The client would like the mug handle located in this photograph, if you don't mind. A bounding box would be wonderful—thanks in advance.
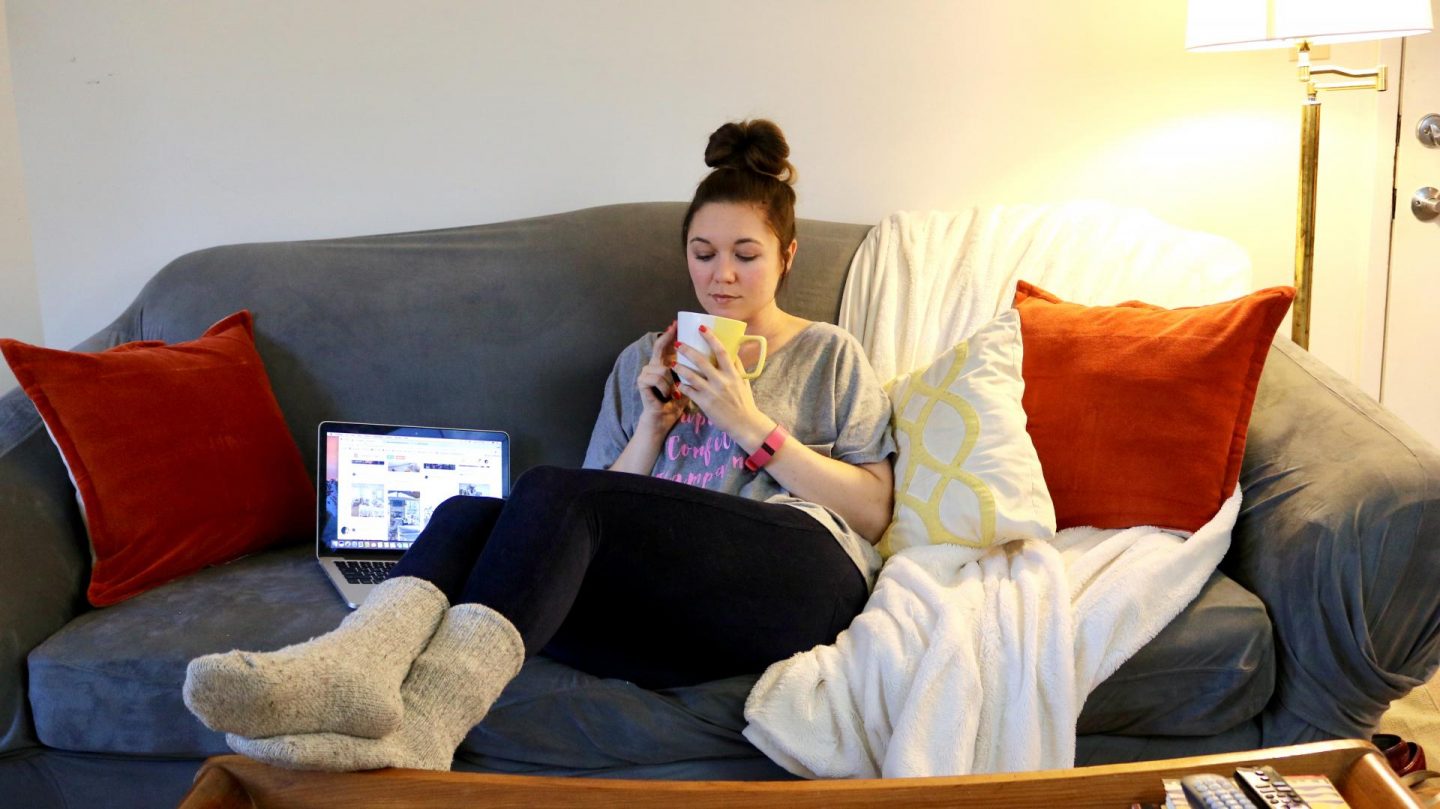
[739,335,767,380]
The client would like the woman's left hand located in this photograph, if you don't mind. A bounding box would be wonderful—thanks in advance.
[672,327,770,444]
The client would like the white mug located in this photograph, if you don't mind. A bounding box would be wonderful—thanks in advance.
[675,311,767,380]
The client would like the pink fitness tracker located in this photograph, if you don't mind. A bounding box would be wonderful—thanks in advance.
[744,424,788,472]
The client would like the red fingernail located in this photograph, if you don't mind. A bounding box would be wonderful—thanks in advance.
[699,325,708,333]
[671,389,682,400]
[675,341,683,348]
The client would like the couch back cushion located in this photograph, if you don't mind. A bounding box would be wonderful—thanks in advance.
[118,203,868,475]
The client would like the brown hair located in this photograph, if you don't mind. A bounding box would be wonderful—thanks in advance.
[682,119,798,287]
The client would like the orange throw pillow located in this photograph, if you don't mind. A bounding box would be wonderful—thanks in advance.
[1012,281,1294,532]
[1,311,313,606]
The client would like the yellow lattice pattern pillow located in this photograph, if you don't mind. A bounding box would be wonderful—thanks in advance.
[878,309,1056,558]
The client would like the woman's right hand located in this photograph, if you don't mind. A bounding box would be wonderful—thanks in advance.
[635,321,686,434]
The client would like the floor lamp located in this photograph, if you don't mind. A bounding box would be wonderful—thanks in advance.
[1186,0,1433,350]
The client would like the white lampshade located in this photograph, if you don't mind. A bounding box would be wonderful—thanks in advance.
[1187,0,1434,51]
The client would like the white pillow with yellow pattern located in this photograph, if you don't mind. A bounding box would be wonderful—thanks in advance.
[878,308,1056,559]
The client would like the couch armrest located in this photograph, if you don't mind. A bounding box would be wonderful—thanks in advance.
[0,391,89,753]
[1229,340,1440,744]
[0,316,136,753]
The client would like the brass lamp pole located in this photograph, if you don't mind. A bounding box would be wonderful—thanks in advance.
[1291,44,1387,349]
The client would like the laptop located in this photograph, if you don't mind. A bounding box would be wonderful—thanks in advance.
[316,421,510,608]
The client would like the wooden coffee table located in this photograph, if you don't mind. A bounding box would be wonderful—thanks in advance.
[177,739,1419,808]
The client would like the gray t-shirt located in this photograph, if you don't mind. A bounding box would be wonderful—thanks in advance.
[583,322,895,582]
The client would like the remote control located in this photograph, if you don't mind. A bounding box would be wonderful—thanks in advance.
[1233,765,1312,808]
[1180,773,1261,809]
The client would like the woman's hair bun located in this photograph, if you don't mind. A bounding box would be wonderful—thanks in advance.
[703,119,796,184]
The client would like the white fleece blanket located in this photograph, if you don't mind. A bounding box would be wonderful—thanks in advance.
[741,204,1250,779]
[838,201,1252,382]
[742,495,1238,778]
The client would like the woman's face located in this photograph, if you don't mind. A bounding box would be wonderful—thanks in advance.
[686,202,795,322]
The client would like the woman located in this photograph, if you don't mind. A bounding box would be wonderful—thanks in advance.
[183,119,896,772]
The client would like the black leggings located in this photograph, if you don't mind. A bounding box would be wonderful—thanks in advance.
[388,465,868,689]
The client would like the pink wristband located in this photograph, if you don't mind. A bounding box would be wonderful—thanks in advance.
[744,424,788,472]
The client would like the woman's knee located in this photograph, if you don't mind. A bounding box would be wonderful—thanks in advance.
[428,494,504,530]
[510,465,605,506]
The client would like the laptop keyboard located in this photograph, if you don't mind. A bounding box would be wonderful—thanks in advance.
[336,560,398,584]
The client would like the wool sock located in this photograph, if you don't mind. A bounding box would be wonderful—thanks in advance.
[227,602,524,772]
[183,576,447,739]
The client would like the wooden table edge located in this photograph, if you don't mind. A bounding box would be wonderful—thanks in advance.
[177,739,1421,809]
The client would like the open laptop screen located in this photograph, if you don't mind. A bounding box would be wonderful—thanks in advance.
[317,422,510,555]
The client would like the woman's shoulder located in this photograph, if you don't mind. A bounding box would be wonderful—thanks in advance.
[787,321,867,357]
[783,323,889,391]
[797,321,856,342]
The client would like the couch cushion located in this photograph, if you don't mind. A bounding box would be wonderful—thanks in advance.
[459,656,764,772]
[1079,569,1275,735]
[28,542,1274,759]
[26,544,766,762]
[27,543,346,755]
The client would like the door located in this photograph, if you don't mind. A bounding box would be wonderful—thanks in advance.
[1382,23,1440,448]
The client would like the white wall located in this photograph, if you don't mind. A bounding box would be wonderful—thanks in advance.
[4,0,1398,390]
[0,0,41,393]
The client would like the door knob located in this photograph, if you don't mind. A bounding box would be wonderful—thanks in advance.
[1415,187,1440,221]
[1421,115,1440,147]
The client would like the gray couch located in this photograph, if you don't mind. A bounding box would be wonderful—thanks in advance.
[2,202,1438,809]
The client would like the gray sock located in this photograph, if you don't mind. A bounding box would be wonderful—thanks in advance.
[227,602,524,772]
[183,576,447,739]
